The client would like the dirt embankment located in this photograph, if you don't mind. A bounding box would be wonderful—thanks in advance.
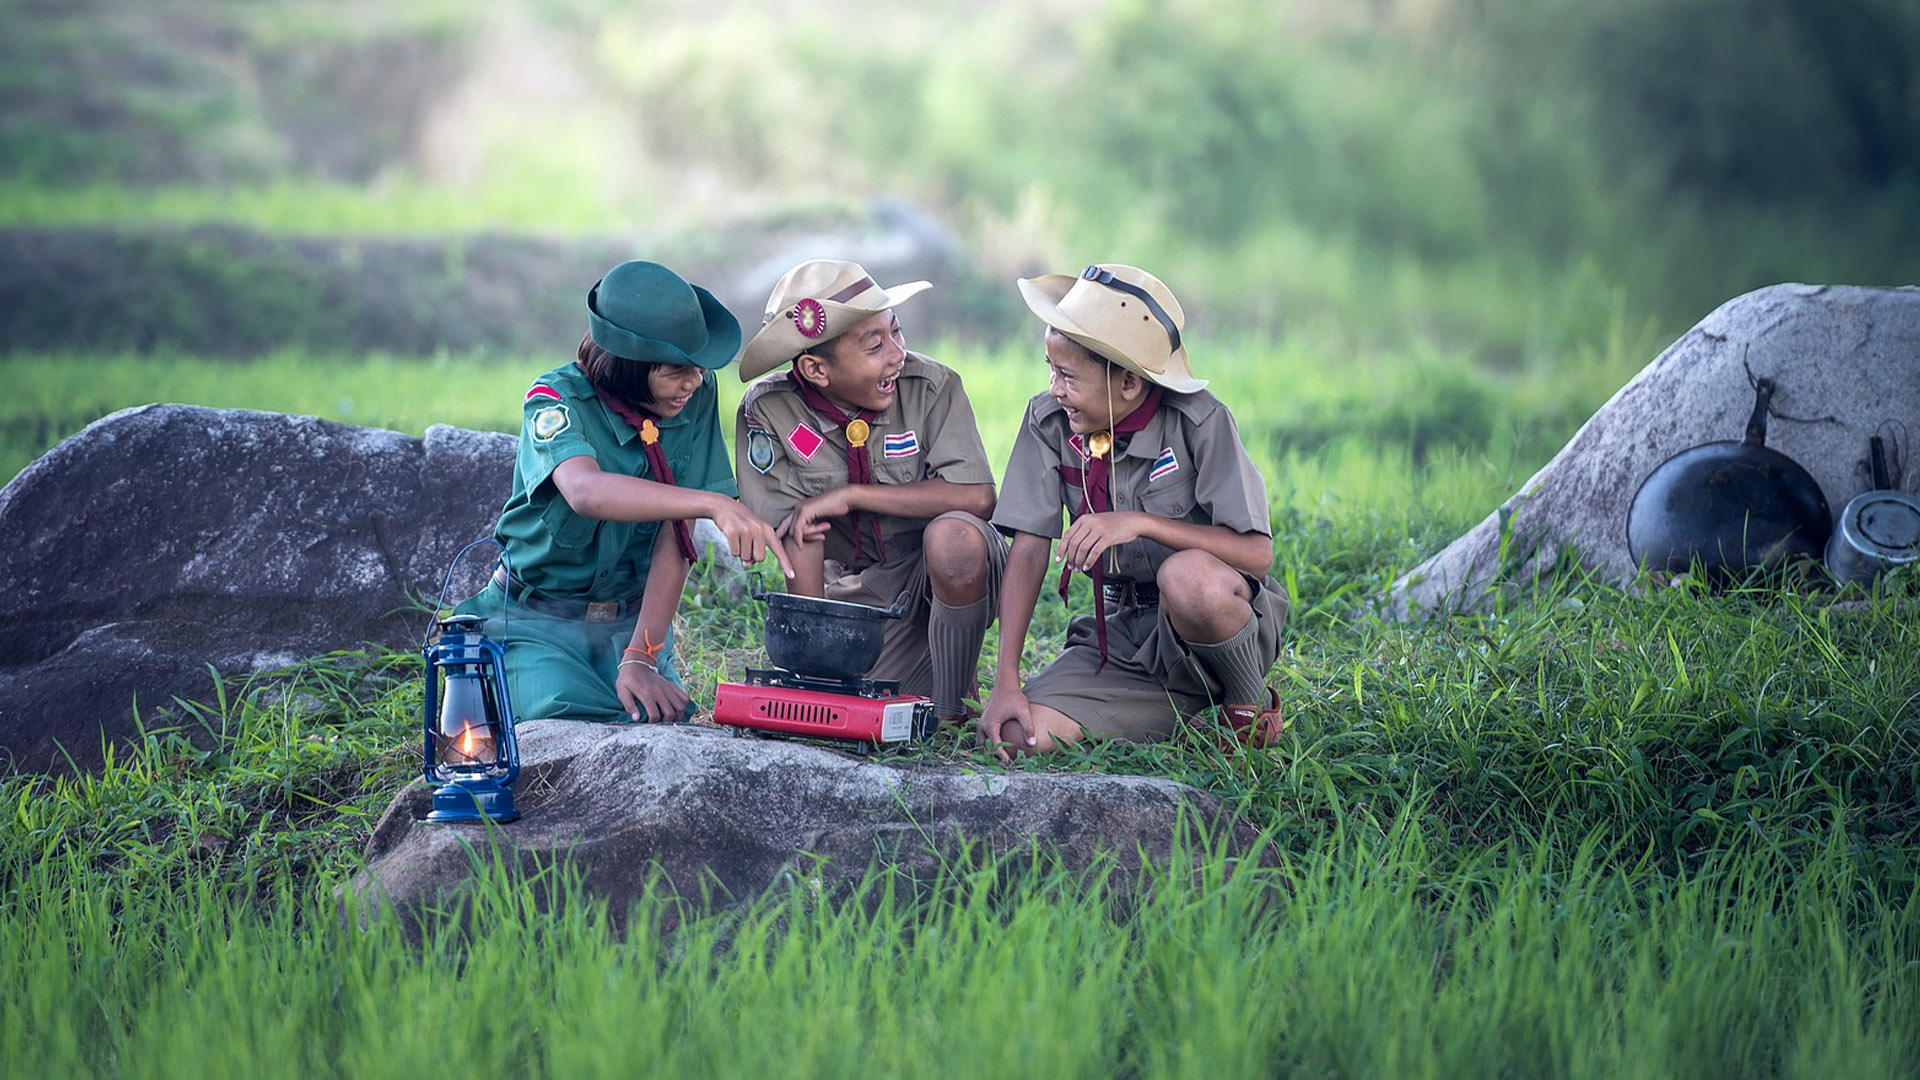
[0,211,1014,359]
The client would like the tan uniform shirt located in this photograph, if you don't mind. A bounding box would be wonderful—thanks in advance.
[992,388,1274,582]
[735,351,996,569]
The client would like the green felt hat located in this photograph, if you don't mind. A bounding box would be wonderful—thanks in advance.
[586,260,742,369]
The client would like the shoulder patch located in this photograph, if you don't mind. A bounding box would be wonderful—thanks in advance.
[882,430,920,458]
[525,383,563,403]
[786,421,824,462]
[746,427,777,473]
[531,404,571,443]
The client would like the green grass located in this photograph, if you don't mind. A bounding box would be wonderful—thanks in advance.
[3,332,1916,1075]
[0,177,635,237]
[5,457,1917,1074]
[5,774,1914,1078]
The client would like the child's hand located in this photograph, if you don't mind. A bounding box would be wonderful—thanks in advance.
[1057,511,1147,572]
[978,686,1037,762]
[616,663,692,723]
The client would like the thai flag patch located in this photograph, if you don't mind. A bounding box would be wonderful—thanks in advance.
[786,421,824,461]
[525,383,563,403]
[883,430,920,458]
[1149,446,1180,481]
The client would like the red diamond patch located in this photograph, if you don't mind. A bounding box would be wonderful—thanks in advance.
[786,421,824,461]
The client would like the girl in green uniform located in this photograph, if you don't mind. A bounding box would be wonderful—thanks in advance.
[458,260,792,723]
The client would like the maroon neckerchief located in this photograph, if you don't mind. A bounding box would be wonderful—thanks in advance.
[580,362,698,565]
[1055,385,1165,670]
[791,377,888,564]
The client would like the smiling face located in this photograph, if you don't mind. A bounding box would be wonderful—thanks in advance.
[797,310,906,414]
[639,363,706,419]
[1045,328,1144,435]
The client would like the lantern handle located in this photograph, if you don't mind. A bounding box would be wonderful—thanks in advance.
[426,537,513,649]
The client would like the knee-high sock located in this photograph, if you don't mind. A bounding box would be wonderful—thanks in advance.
[928,595,991,717]
[1185,613,1269,706]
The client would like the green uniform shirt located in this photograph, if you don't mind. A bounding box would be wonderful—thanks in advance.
[494,362,737,599]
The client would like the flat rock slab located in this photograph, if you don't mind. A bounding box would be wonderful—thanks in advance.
[1387,283,1920,616]
[348,721,1261,933]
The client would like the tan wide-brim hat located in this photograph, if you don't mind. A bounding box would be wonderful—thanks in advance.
[1017,263,1205,393]
[738,259,932,381]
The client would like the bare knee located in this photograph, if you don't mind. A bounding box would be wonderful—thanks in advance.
[1157,550,1251,638]
[925,517,989,601]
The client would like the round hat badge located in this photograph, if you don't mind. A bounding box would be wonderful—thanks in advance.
[791,297,827,338]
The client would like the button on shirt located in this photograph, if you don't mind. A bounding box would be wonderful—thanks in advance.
[735,352,995,569]
[991,388,1273,585]
[494,362,736,598]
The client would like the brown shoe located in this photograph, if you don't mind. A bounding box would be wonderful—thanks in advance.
[1220,685,1283,749]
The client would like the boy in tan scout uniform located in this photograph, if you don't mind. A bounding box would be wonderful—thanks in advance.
[735,259,1007,721]
[980,263,1286,758]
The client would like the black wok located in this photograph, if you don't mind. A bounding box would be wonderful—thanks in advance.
[1626,377,1832,582]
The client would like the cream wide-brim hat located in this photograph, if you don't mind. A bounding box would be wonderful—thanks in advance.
[738,259,933,381]
[1016,263,1205,393]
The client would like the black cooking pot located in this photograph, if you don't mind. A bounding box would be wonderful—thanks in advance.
[757,588,910,680]
[1626,377,1832,581]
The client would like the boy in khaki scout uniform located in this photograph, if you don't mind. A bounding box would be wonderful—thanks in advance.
[457,260,790,726]
[980,263,1286,758]
[735,259,1007,722]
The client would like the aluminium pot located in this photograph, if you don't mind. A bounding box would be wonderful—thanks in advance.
[1824,435,1920,586]
[756,588,910,680]
[1626,377,1832,582]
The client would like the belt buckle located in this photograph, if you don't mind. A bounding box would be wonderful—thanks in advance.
[584,601,621,624]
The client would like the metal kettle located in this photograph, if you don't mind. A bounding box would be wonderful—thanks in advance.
[1824,435,1920,586]
[1626,377,1833,581]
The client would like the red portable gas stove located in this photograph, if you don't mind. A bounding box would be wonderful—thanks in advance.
[713,667,938,749]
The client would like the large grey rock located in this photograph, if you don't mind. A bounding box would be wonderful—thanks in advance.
[0,405,515,772]
[347,721,1260,935]
[0,404,748,774]
[1388,284,1920,616]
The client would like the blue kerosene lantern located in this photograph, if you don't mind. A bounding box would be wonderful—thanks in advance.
[423,612,521,822]
[421,539,523,824]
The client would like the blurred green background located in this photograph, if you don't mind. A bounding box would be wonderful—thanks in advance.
[3,0,1917,511]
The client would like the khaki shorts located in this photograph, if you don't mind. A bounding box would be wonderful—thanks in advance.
[1024,572,1288,740]
[823,510,1008,696]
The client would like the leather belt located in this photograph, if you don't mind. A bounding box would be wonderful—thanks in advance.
[491,566,641,624]
[1101,580,1160,608]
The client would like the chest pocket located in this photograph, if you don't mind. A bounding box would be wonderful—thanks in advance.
[540,492,600,550]
[875,452,924,485]
[791,454,850,497]
[1138,448,1199,521]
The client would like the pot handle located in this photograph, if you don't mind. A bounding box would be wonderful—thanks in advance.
[1869,435,1891,490]
[882,588,914,619]
[1741,377,1777,447]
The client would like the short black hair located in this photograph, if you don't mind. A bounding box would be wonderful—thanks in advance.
[577,332,657,405]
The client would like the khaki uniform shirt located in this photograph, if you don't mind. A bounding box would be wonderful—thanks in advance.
[735,351,995,569]
[493,362,736,598]
[991,388,1274,584]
